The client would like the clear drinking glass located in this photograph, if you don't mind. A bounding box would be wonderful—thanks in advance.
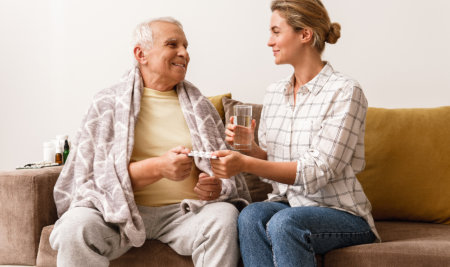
[233,105,252,151]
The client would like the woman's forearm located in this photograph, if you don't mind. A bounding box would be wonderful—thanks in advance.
[246,141,268,160]
[242,155,297,185]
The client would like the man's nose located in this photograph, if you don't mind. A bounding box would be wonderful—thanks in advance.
[178,46,189,58]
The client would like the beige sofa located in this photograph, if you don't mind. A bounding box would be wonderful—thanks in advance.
[1,95,449,266]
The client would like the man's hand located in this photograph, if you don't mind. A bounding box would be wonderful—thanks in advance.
[210,150,245,178]
[194,172,222,200]
[159,146,193,181]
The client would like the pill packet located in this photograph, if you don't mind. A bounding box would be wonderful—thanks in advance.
[187,151,218,159]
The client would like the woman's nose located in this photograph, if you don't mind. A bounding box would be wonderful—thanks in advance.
[267,36,274,47]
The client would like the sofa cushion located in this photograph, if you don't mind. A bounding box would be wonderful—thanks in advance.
[357,107,450,224]
[324,221,450,266]
[207,93,231,123]
[222,97,272,202]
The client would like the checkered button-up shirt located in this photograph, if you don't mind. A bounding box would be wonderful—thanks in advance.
[258,62,379,240]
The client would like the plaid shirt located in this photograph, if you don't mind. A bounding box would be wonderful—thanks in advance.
[258,62,379,240]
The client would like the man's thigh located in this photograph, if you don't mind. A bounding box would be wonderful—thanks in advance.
[154,202,239,256]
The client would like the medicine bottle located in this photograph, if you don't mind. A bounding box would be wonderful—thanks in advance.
[55,144,63,165]
[43,141,55,163]
[63,140,70,163]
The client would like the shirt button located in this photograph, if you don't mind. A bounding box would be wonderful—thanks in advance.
[309,149,320,157]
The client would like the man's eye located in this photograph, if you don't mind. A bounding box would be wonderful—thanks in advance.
[167,43,177,47]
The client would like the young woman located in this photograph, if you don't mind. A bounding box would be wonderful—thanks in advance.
[211,0,380,266]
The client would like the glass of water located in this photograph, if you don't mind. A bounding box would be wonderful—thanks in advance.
[233,105,252,151]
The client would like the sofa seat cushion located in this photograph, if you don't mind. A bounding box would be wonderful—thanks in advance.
[324,221,450,267]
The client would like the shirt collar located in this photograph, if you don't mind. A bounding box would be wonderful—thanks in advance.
[283,62,334,96]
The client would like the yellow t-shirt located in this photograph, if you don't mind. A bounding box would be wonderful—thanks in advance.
[131,88,199,206]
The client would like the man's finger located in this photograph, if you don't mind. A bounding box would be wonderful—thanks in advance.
[170,146,186,154]
[198,177,220,185]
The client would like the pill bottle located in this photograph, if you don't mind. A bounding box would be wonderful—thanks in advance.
[55,143,63,165]
[55,134,68,153]
[43,141,55,163]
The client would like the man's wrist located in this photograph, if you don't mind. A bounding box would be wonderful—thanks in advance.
[154,157,164,179]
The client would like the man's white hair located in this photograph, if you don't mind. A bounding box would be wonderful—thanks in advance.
[132,17,183,50]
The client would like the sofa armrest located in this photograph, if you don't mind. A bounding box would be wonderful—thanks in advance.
[0,166,62,265]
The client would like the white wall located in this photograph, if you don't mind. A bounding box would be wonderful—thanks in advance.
[1,0,449,170]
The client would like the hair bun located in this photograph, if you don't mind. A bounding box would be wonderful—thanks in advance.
[326,22,341,44]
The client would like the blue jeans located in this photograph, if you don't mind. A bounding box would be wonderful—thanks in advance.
[238,202,376,267]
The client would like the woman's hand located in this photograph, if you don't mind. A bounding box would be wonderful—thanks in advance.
[225,116,256,146]
[194,172,222,200]
[210,150,245,178]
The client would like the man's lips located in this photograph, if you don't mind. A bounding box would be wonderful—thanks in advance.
[172,62,186,69]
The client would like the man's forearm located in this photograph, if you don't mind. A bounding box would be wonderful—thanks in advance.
[128,158,163,190]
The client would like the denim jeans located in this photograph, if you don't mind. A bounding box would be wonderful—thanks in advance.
[238,202,376,267]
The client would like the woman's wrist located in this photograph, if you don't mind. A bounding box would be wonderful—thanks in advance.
[247,142,267,160]
[241,153,251,173]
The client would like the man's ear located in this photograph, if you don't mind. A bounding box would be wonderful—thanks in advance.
[134,46,147,64]
[299,28,314,44]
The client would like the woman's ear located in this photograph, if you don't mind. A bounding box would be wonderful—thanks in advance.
[299,28,314,44]
[133,46,147,64]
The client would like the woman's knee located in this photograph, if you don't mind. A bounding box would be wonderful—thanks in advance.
[266,208,312,241]
[239,202,269,225]
[238,202,285,229]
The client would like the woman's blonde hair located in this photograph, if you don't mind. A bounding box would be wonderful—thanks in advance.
[271,0,340,53]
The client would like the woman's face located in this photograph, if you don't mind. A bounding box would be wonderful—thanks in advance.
[267,10,303,65]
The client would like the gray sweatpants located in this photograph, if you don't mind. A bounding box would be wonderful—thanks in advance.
[49,202,239,267]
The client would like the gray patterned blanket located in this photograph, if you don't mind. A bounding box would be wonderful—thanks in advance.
[53,67,250,247]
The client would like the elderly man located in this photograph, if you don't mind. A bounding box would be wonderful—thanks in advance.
[49,17,250,267]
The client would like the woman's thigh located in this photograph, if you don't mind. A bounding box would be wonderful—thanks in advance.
[268,206,375,254]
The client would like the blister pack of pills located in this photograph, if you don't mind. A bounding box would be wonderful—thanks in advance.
[16,161,60,169]
[187,151,218,159]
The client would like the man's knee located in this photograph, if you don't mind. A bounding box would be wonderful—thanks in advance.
[50,207,105,247]
[202,202,238,235]
[212,202,239,227]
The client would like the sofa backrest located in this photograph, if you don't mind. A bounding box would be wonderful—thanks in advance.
[357,106,450,225]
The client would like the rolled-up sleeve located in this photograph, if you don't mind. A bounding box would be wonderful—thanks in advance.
[293,84,367,194]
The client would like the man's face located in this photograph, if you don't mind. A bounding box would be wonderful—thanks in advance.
[143,21,190,87]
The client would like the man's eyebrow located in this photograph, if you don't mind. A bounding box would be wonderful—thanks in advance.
[165,38,188,47]
[271,26,280,31]
[164,38,178,43]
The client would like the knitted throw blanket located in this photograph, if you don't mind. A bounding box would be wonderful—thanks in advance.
[53,67,250,247]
